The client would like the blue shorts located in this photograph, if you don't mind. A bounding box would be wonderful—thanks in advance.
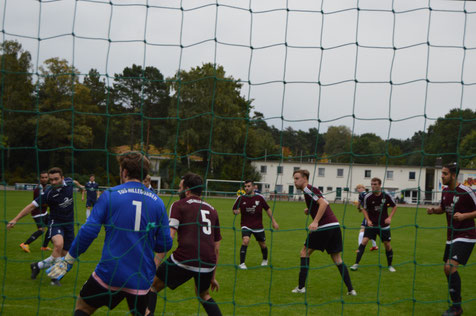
[47,220,75,251]
[86,199,96,208]
[361,218,367,227]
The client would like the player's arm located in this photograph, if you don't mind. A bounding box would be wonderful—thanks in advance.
[385,205,397,225]
[211,240,220,292]
[73,180,85,191]
[427,206,444,215]
[362,208,372,226]
[7,203,37,229]
[308,198,327,231]
[453,209,476,222]
[265,207,279,230]
[81,188,85,201]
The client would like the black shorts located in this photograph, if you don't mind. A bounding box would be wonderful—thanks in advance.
[79,274,149,315]
[443,242,475,265]
[242,229,266,242]
[364,227,391,242]
[86,199,96,208]
[304,226,343,254]
[157,257,214,294]
[48,220,75,251]
[33,214,49,229]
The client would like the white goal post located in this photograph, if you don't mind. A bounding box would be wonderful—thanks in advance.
[205,179,270,198]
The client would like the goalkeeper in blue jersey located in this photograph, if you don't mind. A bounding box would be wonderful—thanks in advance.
[47,152,173,316]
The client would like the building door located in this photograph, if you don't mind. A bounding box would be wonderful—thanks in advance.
[288,185,294,197]
[336,187,342,201]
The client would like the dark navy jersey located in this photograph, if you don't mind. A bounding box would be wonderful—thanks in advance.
[85,181,99,201]
[33,178,75,222]
[32,184,49,218]
[358,192,366,208]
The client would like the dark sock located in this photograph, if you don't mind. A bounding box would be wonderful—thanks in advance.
[386,249,393,266]
[42,230,51,248]
[25,230,43,245]
[201,297,222,316]
[240,245,248,264]
[74,310,89,316]
[147,291,158,315]
[448,271,462,308]
[336,263,353,292]
[298,257,310,289]
[261,247,268,260]
[355,244,366,264]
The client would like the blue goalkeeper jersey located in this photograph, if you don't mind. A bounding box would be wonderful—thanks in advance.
[69,181,173,292]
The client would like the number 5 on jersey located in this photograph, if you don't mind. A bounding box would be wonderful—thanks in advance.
[201,210,211,235]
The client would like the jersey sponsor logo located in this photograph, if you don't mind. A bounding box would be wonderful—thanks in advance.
[452,255,458,260]
[255,200,260,206]
[59,197,73,208]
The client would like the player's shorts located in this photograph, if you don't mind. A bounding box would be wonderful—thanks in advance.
[304,226,343,254]
[33,214,49,229]
[79,274,149,313]
[157,257,215,294]
[361,218,368,227]
[47,220,75,251]
[443,242,475,265]
[242,228,266,242]
[86,199,96,208]
[364,227,391,242]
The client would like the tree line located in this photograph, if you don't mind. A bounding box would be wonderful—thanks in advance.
[1,40,475,188]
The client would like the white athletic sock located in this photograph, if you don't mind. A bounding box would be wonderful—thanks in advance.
[372,239,377,247]
[358,231,364,246]
[86,209,90,218]
[37,256,55,270]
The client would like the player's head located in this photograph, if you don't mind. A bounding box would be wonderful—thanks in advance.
[244,180,254,195]
[39,171,48,186]
[355,184,365,193]
[118,152,150,182]
[441,162,458,186]
[293,169,309,190]
[89,174,95,182]
[179,173,203,199]
[48,167,64,187]
[143,174,151,187]
[370,177,382,193]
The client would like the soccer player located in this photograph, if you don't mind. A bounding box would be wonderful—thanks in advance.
[19,171,52,253]
[291,169,356,295]
[82,174,99,219]
[143,174,153,190]
[427,163,476,316]
[47,152,173,315]
[232,180,279,269]
[350,177,397,272]
[147,173,222,316]
[7,167,85,286]
[355,184,378,252]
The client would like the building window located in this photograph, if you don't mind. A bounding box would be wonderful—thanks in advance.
[277,166,283,174]
[293,167,300,172]
[409,171,416,180]
[318,167,325,177]
[337,168,344,177]
[260,165,267,173]
[327,186,333,192]
[318,186,324,192]
[275,185,283,193]
[365,170,371,178]
[386,170,394,180]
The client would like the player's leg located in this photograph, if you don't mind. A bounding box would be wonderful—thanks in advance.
[292,245,314,293]
[351,228,373,270]
[330,252,355,295]
[31,223,64,280]
[381,230,395,272]
[239,230,251,269]
[195,271,222,316]
[256,231,268,266]
[40,214,52,251]
[125,292,149,316]
[326,227,355,295]
[75,274,124,315]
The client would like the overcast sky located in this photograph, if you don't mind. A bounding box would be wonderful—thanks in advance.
[2,0,475,140]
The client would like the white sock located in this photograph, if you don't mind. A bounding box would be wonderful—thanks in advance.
[372,239,377,247]
[37,256,55,270]
[86,209,90,218]
[358,231,364,246]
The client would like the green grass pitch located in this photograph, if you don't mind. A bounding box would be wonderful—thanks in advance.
[1,190,475,315]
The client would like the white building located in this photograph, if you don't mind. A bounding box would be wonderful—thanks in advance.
[252,161,476,204]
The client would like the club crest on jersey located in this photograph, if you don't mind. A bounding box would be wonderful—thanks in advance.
[255,201,260,206]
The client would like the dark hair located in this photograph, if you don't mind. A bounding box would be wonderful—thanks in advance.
[371,177,382,185]
[40,170,48,175]
[244,179,254,185]
[182,173,203,196]
[118,152,150,181]
[48,167,63,177]
[90,174,95,178]
[443,162,459,176]
[293,169,309,180]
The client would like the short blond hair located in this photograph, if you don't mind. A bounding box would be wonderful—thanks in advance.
[355,184,365,190]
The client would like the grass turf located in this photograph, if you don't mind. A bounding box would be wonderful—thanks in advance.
[1,190,475,315]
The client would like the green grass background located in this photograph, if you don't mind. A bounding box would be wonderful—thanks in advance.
[1,190,475,315]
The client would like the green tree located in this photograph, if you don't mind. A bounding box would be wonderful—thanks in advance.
[460,130,476,169]
[324,125,352,162]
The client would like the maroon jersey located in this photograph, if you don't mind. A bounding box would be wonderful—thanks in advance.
[303,185,339,230]
[232,194,270,231]
[169,196,222,272]
[31,184,48,218]
[363,192,396,229]
[440,184,476,243]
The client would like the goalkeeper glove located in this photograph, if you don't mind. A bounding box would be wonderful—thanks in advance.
[46,253,75,280]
